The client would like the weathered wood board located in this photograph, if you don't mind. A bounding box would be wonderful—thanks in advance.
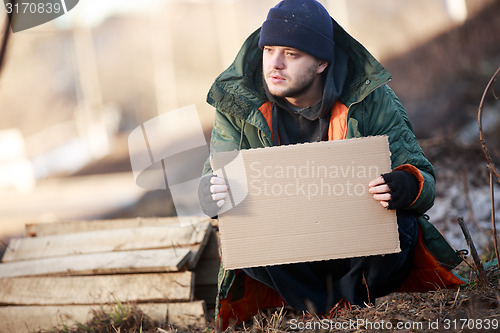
[0,272,193,305]
[193,228,220,306]
[184,222,213,270]
[3,222,211,262]
[25,217,211,237]
[0,301,207,331]
[0,217,218,330]
[194,259,219,286]
[0,248,190,278]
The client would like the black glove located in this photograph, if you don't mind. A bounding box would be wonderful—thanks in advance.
[381,170,419,210]
[197,175,220,218]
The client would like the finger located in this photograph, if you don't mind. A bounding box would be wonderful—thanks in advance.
[368,176,385,188]
[379,201,389,208]
[216,199,225,208]
[368,184,390,194]
[372,193,391,202]
[212,192,228,201]
[210,176,226,185]
[210,184,228,194]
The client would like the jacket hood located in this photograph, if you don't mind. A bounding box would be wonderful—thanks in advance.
[207,17,391,121]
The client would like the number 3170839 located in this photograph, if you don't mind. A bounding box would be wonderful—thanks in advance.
[442,318,498,330]
[5,2,62,14]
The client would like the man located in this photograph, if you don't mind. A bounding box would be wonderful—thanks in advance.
[199,0,464,329]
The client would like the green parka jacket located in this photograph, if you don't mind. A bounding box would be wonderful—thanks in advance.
[203,26,435,212]
[203,18,463,330]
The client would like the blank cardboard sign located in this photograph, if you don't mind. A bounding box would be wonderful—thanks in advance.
[213,136,400,270]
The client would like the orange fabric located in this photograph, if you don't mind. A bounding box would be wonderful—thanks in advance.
[217,271,286,330]
[394,164,425,207]
[327,101,349,141]
[258,101,274,143]
[396,226,464,292]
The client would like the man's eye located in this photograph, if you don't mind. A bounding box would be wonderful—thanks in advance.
[286,52,297,57]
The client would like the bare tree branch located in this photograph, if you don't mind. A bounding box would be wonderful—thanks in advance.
[458,217,489,287]
[478,67,500,184]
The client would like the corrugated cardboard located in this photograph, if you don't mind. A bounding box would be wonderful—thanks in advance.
[213,136,400,270]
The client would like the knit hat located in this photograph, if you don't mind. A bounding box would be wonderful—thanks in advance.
[258,0,334,62]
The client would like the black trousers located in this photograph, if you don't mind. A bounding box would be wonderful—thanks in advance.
[242,210,418,312]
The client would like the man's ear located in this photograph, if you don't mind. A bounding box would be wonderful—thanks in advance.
[317,60,329,75]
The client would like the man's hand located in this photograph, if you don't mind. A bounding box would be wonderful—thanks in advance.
[368,176,391,208]
[210,176,228,208]
[198,175,229,217]
[368,171,419,210]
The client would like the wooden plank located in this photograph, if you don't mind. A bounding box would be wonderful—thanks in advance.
[192,230,219,305]
[3,221,211,263]
[194,284,218,306]
[25,216,213,237]
[200,228,220,260]
[143,301,207,327]
[194,259,220,286]
[194,228,220,287]
[0,248,190,278]
[0,272,193,305]
[0,301,207,331]
[185,223,213,270]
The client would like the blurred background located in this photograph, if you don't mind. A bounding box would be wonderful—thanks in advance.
[0,0,499,255]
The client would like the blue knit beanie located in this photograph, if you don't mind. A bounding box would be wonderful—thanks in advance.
[258,0,334,62]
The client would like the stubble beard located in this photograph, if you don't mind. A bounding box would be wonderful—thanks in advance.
[264,64,319,99]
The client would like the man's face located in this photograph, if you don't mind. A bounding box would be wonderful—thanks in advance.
[262,46,328,105]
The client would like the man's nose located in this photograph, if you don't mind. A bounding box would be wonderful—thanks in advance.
[270,53,285,69]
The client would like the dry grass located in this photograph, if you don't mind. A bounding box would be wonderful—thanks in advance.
[36,301,157,333]
[39,259,499,333]
[221,276,500,332]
